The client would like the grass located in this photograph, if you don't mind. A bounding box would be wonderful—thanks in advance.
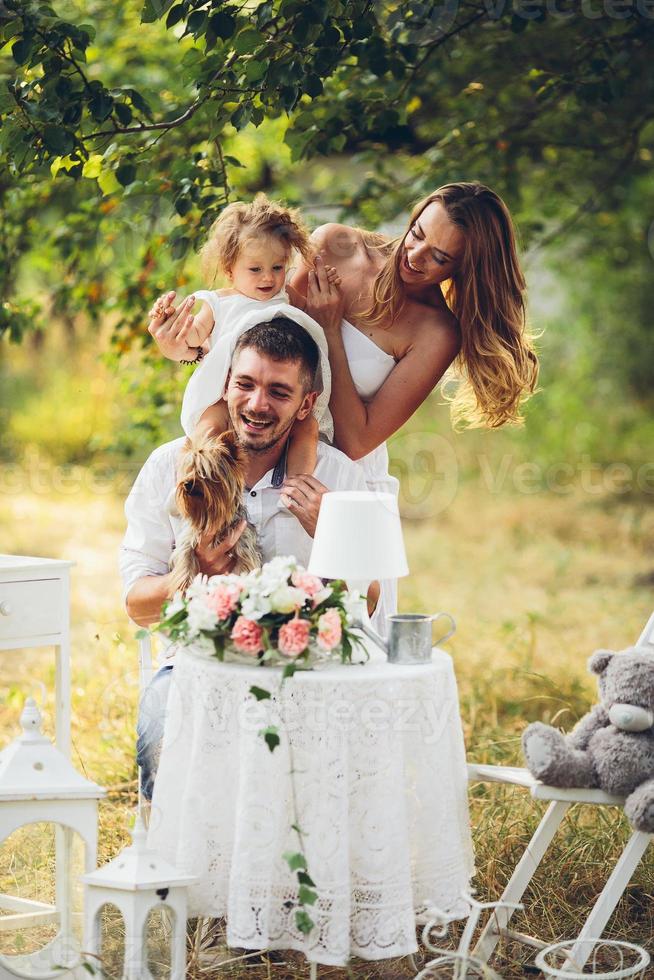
[1,449,653,979]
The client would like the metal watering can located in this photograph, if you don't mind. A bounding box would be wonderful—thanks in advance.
[358,611,456,665]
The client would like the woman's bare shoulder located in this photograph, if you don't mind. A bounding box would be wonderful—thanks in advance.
[402,298,461,357]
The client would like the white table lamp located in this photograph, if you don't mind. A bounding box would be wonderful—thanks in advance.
[308,491,409,644]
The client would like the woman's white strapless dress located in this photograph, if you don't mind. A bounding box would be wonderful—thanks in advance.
[182,290,400,631]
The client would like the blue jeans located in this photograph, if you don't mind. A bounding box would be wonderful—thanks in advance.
[136,665,173,801]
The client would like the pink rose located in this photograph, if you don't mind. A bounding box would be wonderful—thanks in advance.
[291,570,324,599]
[278,617,311,658]
[317,608,342,651]
[206,583,240,620]
[231,616,264,655]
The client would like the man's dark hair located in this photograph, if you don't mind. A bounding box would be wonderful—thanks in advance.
[233,316,319,393]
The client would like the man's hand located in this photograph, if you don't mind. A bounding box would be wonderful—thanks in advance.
[195,520,247,577]
[280,475,329,537]
[148,291,199,361]
[305,255,345,334]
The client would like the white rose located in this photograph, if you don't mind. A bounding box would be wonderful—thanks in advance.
[270,585,307,614]
[185,574,210,601]
[186,595,218,635]
[240,592,272,621]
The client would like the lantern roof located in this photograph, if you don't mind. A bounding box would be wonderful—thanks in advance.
[0,698,105,802]
[82,815,196,892]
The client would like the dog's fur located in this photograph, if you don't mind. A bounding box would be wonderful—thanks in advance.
[169,429,261,593]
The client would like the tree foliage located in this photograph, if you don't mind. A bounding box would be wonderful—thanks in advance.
[1,0,653,366]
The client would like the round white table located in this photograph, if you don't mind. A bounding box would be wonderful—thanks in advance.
[147,647,474,967]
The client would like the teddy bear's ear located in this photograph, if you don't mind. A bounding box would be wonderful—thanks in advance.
[588,649,614,674]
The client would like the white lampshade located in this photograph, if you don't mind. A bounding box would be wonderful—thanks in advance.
[308,491,409,581]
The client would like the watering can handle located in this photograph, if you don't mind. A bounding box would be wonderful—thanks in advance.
[430,612,456,647]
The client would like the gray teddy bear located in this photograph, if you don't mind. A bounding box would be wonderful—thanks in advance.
[522,646,654,832]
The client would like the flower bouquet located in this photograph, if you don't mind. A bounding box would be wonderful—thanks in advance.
[155,555,365,668]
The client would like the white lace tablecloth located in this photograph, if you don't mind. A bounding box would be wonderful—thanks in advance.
[147,647,474,966]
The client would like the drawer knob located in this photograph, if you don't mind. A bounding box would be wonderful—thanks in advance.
[0,601,11,617]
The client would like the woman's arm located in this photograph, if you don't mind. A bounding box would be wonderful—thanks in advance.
[305,260,460,460]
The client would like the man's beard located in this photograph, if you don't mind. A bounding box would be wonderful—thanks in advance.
[228,406,297,454]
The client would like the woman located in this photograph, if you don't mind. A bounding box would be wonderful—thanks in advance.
[291,181,538,466]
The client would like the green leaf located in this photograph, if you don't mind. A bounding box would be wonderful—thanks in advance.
[210,10,237,40]
[89,88,114,122]
[186,10,207,35]
[259,725,280,752]
[82,154,103,178]
[126,88,153,118]
[171,235,190,259]
[12,37,34,66]
[304,74,323,98]
[244,59,266,84]
[298,885,318,906]
[43,125,74,155]
[283,851,307,871]
[282,662,298,681]
[295,909,315,934]
[230,103,251,130]
[114,102,133,126]
[223,154,244,168]
[233,27,263,54]
[249,684,271,701]
[141,0,175,24]
[166,3,186,27]
[117,163,137,186]
[297,870,316,887]
[98,169,121,196]
[174,195,191,215]
[50,154,77,178]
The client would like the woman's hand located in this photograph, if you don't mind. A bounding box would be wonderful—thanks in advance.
[148,292,199,361]
[305,255,345,334]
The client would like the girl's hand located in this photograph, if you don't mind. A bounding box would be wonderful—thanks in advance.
[305,255,345,333]
[325,265,341,287]
[148,292,199,361]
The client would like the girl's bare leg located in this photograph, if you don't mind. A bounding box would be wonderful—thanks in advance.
[196,401,231,439]
[287,413,319,476]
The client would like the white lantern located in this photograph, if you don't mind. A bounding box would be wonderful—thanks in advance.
[0,697,105,978]
[82,814,195,980]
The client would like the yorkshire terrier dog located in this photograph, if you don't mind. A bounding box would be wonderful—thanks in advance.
[169,429,261,593]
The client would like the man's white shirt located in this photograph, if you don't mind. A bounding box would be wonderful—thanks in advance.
[120,438,372,663]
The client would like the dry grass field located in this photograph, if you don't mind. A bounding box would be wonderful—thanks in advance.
[1,429,653,978]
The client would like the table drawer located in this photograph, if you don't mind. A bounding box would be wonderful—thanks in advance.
[0,579,63,641]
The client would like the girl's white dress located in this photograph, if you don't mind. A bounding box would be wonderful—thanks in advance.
[181,290,399,632]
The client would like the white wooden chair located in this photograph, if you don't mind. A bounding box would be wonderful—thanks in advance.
[470,610,654,969]
[138,633,154,693]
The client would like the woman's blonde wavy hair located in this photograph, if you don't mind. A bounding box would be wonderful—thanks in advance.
[200,193,315,283]
[361,182,539,429]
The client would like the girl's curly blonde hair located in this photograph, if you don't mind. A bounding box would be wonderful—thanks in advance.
[200,193,314,283]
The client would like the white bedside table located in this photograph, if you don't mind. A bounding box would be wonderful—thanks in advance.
[0,555,74,756]
[0,555,78,948]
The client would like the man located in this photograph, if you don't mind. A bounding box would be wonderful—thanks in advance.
[120,315,378,798]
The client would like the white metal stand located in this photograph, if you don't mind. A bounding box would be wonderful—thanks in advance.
[472,609,654,970]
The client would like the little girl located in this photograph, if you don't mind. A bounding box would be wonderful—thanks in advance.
[148,194,340,476]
